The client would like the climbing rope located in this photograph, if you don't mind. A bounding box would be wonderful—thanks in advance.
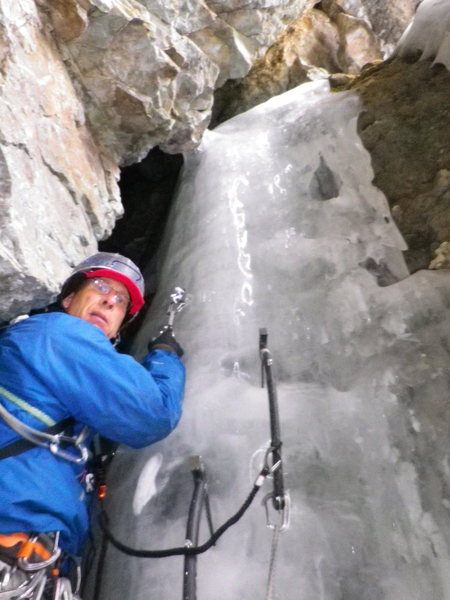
[259,329,285,511]
[265,524,281,600]
[259,328,290,600]
[99,460,274,558]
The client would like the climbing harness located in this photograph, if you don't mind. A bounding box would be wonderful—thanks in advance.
[0,532,81,599]
[84,440,118,600]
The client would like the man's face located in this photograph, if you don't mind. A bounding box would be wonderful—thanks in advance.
[62,276,130,339]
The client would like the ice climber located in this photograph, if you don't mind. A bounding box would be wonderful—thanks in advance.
[0,252,185,593]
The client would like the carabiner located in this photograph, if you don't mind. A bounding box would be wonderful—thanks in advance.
[49,440,89,465]
[262,490,291,532]
[166,287,187,327]
[17,534,61,572]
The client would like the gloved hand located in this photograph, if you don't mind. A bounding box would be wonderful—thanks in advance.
[148,326,184,357]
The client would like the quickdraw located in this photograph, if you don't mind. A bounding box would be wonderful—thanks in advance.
[259,328,290,600]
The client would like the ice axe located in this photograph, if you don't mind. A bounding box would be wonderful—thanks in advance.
[149,287,187,357]
[166,286,187,329]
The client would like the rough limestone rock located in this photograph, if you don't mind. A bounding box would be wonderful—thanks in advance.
[430,241,450,270]
[141,0,314,87]
[336,57,450,273]
[206,0,314,55]
[0,1,121,320]
[212,0,383,125]
[40,0,219,163]
[336,0,418,56]
[40,0,313,164]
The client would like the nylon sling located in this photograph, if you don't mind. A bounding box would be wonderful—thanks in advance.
[0,417,76,460]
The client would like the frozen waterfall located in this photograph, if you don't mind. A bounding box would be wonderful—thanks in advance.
[99,54,450,600]
[99,78,450,600]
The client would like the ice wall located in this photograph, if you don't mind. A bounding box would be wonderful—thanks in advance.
[100,80,450,600]
[396,0,450,69]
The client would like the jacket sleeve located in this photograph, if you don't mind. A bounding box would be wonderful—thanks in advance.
[45,316,186,448]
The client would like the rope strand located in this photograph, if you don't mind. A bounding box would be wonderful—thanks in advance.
[265,525,281,600]
[99,467,269,559]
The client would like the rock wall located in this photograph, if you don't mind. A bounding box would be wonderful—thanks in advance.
[336,0,418,55]
[347,58,450,273]
[211,0,416,124]
[211,1,383,124]
[0,0,311,320]
[0,1,121,319]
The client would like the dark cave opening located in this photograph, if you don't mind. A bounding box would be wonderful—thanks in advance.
[99,147,183,341]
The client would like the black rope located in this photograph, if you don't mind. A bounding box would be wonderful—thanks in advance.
[259,328,286,511]
[92,531,109,600]
[98,466,270,559]
[203,490,215,541]
[183,460,209,600]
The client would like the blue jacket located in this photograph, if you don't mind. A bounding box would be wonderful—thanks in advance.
[0,312,185,554]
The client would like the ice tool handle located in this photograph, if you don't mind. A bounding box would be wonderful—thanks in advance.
[166,286,187,329]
